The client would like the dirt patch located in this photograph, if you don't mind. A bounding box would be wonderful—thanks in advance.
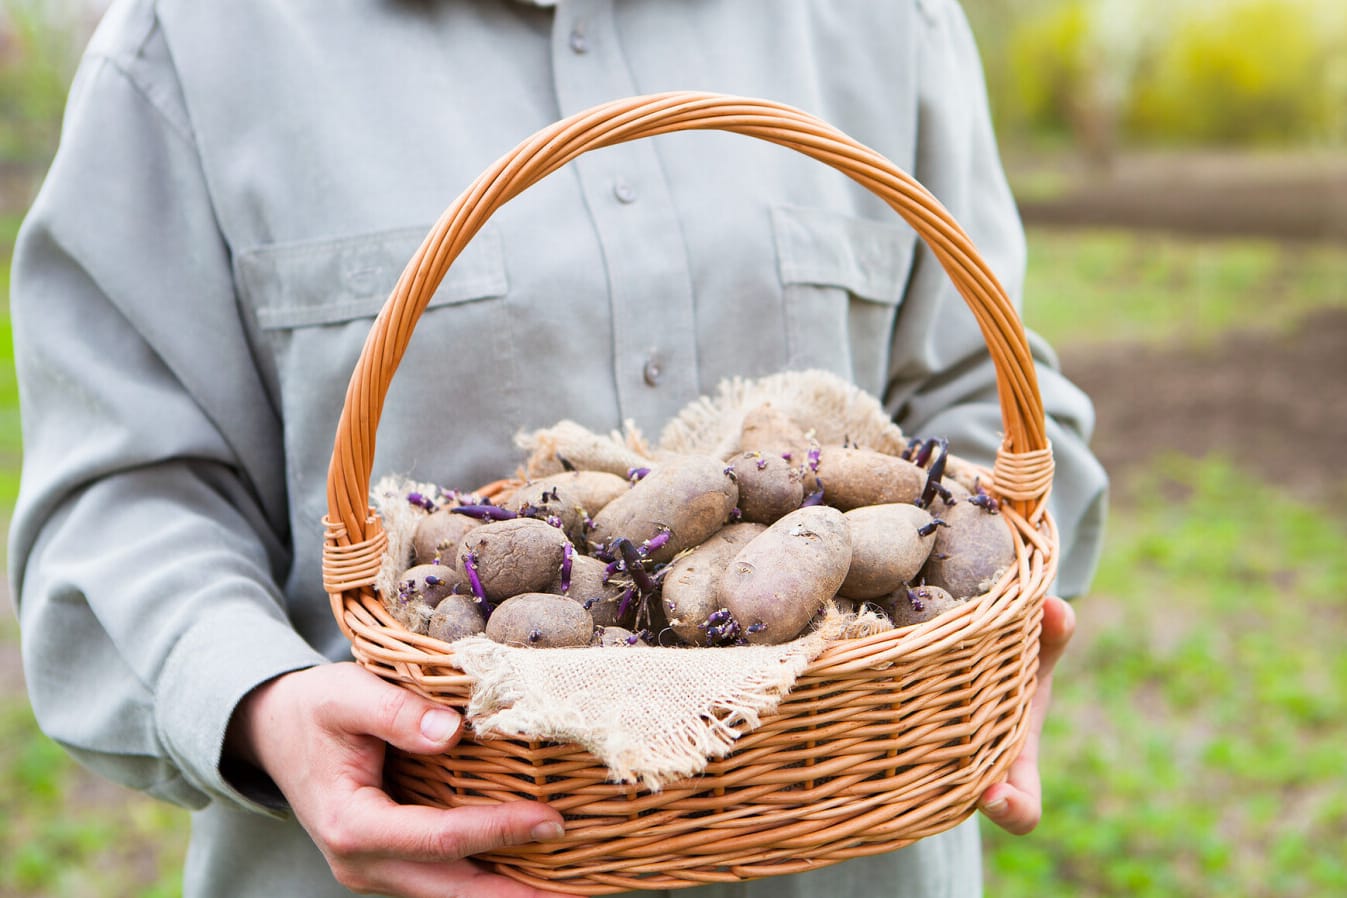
[1061,307,1347,512]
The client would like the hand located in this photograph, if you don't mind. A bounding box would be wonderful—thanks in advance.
[227,662,580,898]
[977,594,1076,835]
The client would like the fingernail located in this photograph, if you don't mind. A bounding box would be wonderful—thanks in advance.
[531,821,565,842]
[982,796,1008,816]
[419,708,460,742]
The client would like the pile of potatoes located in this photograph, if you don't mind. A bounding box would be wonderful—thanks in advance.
[387,404,1017,649]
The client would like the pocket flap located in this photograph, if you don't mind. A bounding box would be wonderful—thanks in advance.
[238,224,508,330]
[772,205,915,305]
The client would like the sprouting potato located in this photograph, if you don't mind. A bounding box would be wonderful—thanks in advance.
[839,504,937,600]
[551,553,628,628]
[427,593,487,642]
[485,593,595,647]
[720,506,852,645]
[455,517,572,603]
[589,454,738,562]
[919,499,1017,599]
[736,402,811,461]
[391,563,466,633]
[875,584,964,627]
[725,451,805,525]
[411,508,483,566]
[815,446,926,510]
[662,522,767,646]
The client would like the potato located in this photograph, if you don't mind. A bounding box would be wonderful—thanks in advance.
[589,454,738,562]
[720,506,852,645]
[455,517,571,602]
[513,470,631,516]
[919,499,1017,599]
[411,508,483,566]
[391,563,466,633]
[875,584,964,627]
[594,625,648,647]
[661,522,767,646]
[427,593,486,642]
[815,446,926,510]
[485,592,595,647]
[550,553,627,628]
[726,451,805,524]
[839,504,937,600]
[736,402,811,461]
[504,481,591,546]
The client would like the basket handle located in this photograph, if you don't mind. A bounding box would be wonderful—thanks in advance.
[324,92,1052,573]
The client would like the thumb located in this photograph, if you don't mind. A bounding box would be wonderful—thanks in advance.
[314,664,465,755]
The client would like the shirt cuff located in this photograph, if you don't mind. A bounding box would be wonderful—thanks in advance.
[153,602,329,817]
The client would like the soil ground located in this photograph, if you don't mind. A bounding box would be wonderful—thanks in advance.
[1061,306,1347,512]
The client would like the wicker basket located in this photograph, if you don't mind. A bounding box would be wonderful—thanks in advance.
[321,92,1058,895]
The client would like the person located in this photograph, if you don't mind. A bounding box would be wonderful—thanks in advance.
[7,1,1106,896]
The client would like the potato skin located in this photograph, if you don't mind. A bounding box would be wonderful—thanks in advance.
[550,554,627,628]
[736,403,811,461]
[391,563,466,633]
[518,470,632,516]
[455,518,571,602]
[411,509,483,566]
[919,500,1017,599]
[816,446,925,510]
[662,522,767,646]
[485,593,595,647]
[427,594,487,642]
[839,504,936,600]
[589,454,738,562]
[874,584,963,627]
[720,506,852,645]
[726,451,805,525]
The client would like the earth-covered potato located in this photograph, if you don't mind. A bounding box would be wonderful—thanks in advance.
[594,625,648,647]
[662,522,767,646]
[411,508,483,567]
[427,593,487,642]
[874,584,964,627]
[919,499,1017,599]
[814,446,925,510]
[485,592,595,648]
[736,402,811,462]
[455,517,572,603]
[588,454,739,562]
[514,470,631,517]
[391,563,466,633]
[720,505,852,645]
[726,451,805,525]
[550,553,628,628]
[839,504,937,600]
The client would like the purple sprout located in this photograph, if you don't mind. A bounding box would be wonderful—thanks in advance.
[451,504,518,521]
[627,466,651,482]
[406,491,436,512]
[640,527,671,557]
[559,543,574,593]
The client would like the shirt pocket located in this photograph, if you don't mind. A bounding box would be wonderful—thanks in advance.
[771,205,917,397]
[235,225,520,525]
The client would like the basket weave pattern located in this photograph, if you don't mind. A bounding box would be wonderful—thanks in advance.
[322,92,1058,894]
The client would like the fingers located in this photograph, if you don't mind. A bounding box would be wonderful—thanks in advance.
[333,856,582,898]
[332,790,567,864]
[978,768,1043,836]
[1036,595,1076,679]
[309,663,465,756]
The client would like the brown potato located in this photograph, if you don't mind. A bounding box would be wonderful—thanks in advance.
[589,454,738,562]
[391,563,466,633]
[815,446,926,510]
[874,584,964,627]
[549,553,628,628]
[661,522,767,646]
[720,506,852,645]
[919,499,1017,599]
[454,517,571,602]
[594,626,648,647]
[427,594,487,642]
[411,508,483,566]
[726,451,805,524]
[485,592,595,647]
[839,504,937,600]
[736,403,811,461]
[514,470,631,516]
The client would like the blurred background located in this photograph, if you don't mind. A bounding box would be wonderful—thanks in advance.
[1,0,1344,895]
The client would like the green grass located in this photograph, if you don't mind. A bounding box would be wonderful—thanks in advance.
[1020,228,1347,349]
[981,455,1347,897]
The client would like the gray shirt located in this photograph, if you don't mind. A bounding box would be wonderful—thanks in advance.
[8,1,1107,895]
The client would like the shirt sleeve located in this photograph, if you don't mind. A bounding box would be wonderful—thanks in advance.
[7,30,328,813]
[883,0,1108,597]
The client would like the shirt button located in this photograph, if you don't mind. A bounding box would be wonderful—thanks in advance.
[568,25,589,54]
[614,179,637,204]
[643,356,663,386]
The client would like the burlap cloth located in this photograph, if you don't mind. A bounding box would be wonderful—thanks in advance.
[373,370,913,790]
